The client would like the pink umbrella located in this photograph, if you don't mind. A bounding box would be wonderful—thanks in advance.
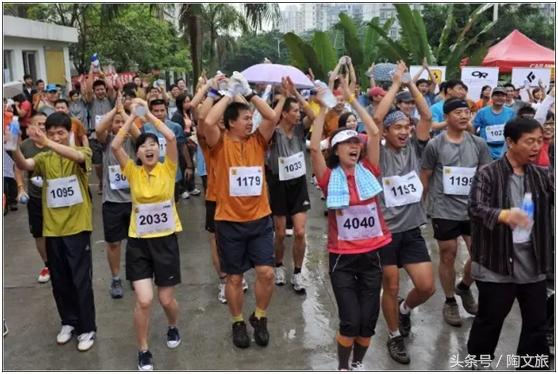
[241,63,314,89]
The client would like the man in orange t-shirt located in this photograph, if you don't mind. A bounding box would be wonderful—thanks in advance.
[204,74,278,350]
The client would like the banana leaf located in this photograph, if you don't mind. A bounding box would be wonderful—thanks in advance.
[300,41,327,80]
[435,4,454,62]
[412,8,435,64]
[283,33,310,71]
[312,31,338,75]
[368,23,409,62]
[393,4,423,64]
[338,12,364,66]
[452,4,493,52]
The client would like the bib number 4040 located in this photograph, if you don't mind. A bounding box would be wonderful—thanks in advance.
[342,216,375,231]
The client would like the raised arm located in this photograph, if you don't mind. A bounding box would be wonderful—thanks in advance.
[204,95,231,148]
[27,126,86,164]
[407,79,432,141]
[534,87,554,125]
[96,102,119,143]
[329,59,343,91]
[309,91,328,181]
[253,94,278,143]
[110,113,137,169]
[373,61,405,126]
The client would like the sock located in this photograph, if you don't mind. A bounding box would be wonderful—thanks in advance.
[352,338,370,364]
[232,314,244,323]
[294,267,302,274]
[336,335,354,370]
[457,281,469,291]
[112,275,120,281]
[389,329,401,338]
[275,262,283,268]
[255,307,266,319]
[400,300,411,315]
[446,296,457,304]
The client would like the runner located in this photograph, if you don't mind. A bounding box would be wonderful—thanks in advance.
[203,72,277,348]
[111,99,183,370]
[373,62,435,364]
[420,98,492,327]
[13,112,96,351]
[310,78,391,371]
[473,86,514,160]
[96,93,140,299]
[266,78,311,293]
[14,112,51,283]
[430,80,468,132]
[54,99,89,148]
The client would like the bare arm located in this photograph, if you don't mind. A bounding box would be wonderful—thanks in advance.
[13,143,35,172]
[205,95,232,148]
[373,61,405,126]
[420,168,433,201]
[408,80,432,141]
[110,114,136,169]
[328,60,343,91]
[27,127,86,164]
[96,105,118,144]
[253,95,277,143]
[309,101,328,181]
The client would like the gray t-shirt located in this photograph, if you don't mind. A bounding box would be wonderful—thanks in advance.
[88,98,114,131]
[101,133,135,203]
[267,123,306,176]
[379,137,428,233]
[421,131,492,220]
[70,99,88,126]
[472,174,545,283]
[20,139,49,199]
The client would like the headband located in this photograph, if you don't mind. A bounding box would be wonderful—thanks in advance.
[443,99,469,114]
[383,111,408,128]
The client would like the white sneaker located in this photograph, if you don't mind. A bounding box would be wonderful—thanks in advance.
[350,362,365,371]
[37,267,50,283]
[189,188,201,196]
[180,191,190,200]
[242,278,248,292]
[285,228,294,237]
[218,282,227,304]
[56,325,74,344]
[291,272,306,293]
[275,266,286,286]
[77,331,96,351]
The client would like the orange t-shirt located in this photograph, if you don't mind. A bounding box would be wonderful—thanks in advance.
[71,118,87,147]
[199,134,217,202]
[324,110,340,139]
[211,131,271,222]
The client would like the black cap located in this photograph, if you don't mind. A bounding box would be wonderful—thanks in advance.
[395,91,414,103]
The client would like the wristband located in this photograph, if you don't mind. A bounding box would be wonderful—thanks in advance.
[244,91,256,102]
[117,128,128,138]
[303,102,310,109]
[348,94,356,104]
[154,119,165,129]
[208,88,222,100]
[498,209,510,224]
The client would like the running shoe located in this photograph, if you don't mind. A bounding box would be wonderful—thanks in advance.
[138,350,154,371]
[189,188,202,196]
[166,326,181,349]
[249,313,270,347]
[285,228,294,237]
[37,267,50,283]
[110,278,124,299]
[350,361,366,371]
[275,266,286,286]
[291,273,306,293]
[387,335,410,364]
[455,286,478,315]
[443,301,463,327]
[232,321,250,348]
[180,191,190,200]
[77,331,96,351]
[398,299,411,337]
[56,325,74,344]
[218,282,227,304]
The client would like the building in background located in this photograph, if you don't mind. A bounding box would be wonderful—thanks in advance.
[3,15,78,87]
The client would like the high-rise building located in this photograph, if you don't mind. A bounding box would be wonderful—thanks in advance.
[279,5,305,34]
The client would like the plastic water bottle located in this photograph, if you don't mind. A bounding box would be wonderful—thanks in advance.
[91,53,100,73]
[513,192,534,243]
[314,80,337,109]
[4,116,19,151]
[18,193,29,205]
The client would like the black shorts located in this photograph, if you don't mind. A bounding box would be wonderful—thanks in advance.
[205,200,216,233]
[267,172,311,216]
[89,138,103,165]
[102,201,132,243]
[215,216,274,275]
[27,196,43,238]
[329,251,383,337]
[432,218,471,241]
[378,227,431,268]
[126,234,181,287]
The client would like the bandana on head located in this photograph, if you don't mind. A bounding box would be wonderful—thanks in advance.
[443,99,469,114]
[383,110,408,128]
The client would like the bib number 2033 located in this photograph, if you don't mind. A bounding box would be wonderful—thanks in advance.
[135,200,175,236]
[229,166,263,197]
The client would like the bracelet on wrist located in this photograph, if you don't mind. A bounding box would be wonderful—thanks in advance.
[348,94,356,104]
[244,91,256,102]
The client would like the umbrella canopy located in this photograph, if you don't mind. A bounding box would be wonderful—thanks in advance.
[3,81,22,98]
[241,64,314,89]
[481,30,555,73]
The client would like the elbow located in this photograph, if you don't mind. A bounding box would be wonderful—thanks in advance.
[421,111,433,122]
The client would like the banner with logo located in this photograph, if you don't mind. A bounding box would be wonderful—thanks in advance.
[512,67,551,102]
[409,66,446,85]
[460,67,499,102]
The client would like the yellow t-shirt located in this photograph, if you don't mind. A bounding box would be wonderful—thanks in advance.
[123,157,182,238]
[33,147,93,237]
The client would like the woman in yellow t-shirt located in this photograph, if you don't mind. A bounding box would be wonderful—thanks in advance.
[111,98,182,371]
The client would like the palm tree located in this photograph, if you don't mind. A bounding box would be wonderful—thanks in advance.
[179,3,279,81]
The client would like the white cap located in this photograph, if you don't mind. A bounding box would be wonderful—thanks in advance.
[331,129,359,148]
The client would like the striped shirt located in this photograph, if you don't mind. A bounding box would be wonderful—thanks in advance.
[468,155,554,276]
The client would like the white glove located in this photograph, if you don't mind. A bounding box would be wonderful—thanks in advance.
[231,71,252,96]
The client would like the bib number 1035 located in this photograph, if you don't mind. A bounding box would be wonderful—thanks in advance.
[229,166,263,197]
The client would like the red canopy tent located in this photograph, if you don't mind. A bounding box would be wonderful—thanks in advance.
[481,29,555,73]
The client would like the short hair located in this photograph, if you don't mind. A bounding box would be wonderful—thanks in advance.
[175,78,185,84]
[31,111,47,120]
[134,133,160,165]
[281,97,298,113]
[223,102,251,130]
[123,89,137,99]
[503,83,515,90]
[69,90,80,97]
[122,82,137,92]
[45,112,71,131]
[36,79,44,85]
[93,80,106,89]
[532,87,542,95]
[54,98,69,108]
[23,74,32,80]
[504,117,542,143]
[444,79,465,94]
[338,112,357,128]
[416,79,430,86]
[148,98,167,110]
[546,112,554,122]
[517,105,536,118]
[480,85,491,98]
[12,93,25,102]
[169,84,178,90]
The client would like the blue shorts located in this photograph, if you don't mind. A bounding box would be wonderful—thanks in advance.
[215,216,274,274]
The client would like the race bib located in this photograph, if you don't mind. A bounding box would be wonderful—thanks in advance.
[485,124,505,143]
[336,203,383,241]
[94,115,104,128]
[158,136,167,157]
[46,175,84,208]
[135,200,175,236]
[108,165,129,190]
[382,171,423,208]
[229,166,263,197]
[278,152,306,181]
[442,166,476,195]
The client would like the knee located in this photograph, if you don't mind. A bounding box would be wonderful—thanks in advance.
[382,274,400,297]
[158,294,175,309]
[107,242,120,251]
[257,267,275,284]
[228,275,243,288]
[136,295,153,310]
[417,282,436,298]
[275,231,285,243]
[294,229,305,242]
[440,250,457,264]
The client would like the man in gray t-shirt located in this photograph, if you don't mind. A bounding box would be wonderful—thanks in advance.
[266,97,311,293]
[420,98,492,328]
[371,62,435,365]
[96,103,139,299]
